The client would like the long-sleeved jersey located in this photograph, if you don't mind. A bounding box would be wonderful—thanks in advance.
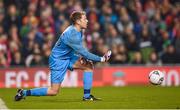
[49,25,101,70]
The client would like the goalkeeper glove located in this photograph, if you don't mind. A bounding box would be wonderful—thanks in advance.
[101,50,112,62]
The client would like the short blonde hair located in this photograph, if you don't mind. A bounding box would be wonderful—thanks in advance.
[70,11,86,24]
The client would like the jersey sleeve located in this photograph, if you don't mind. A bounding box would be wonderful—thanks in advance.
[63,32,101,62]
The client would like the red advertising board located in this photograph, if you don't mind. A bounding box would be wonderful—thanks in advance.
[0,66,180,88]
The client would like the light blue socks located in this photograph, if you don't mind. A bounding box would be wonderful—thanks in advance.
[23,87,48,96]
[83,71,93,98]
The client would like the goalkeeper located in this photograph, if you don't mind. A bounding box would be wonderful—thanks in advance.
[15,11,111,101]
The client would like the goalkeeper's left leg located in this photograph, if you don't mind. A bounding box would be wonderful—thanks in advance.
[69,57,101,101]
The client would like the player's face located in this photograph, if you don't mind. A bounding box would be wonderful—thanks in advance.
[79,15,88,29]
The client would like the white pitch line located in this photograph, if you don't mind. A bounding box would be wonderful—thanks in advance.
[0,98,8,110]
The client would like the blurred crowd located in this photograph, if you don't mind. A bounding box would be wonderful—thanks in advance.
[0,0,180,67]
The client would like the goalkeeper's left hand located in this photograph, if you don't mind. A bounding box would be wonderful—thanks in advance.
[80,57,93,66]
[101,50,112,62]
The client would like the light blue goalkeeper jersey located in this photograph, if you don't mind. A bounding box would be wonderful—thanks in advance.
[49,25,101,70]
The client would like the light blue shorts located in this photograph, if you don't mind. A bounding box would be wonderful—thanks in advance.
[49,55,79,84]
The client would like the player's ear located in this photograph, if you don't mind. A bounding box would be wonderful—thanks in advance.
[76,20,81,25]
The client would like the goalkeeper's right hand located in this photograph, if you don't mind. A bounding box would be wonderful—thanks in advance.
[101,50,112,62]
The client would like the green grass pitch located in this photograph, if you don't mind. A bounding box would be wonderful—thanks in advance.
[0,86,180,109]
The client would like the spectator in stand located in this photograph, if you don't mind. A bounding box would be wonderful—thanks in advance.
[110,44,129,64]
[161,44,179,64]
[147,51,162,66]
[175,34,180,55]
[39,5,55,35]
[8,25,21,48]
[105,24,124,48]
[10,51,24,66]
[99,2,118,31]
[42,42,51,65]
[25,43,43,67]
[4,4,21,32]
[0,49,7,67]
[93,37,106,56]
[0,34,9,67]
[139,26,152,48]
[131,51,145,65]
[85,0,99,14]
[116,6,133,34]
[0,3,6,31]
[125,33,140,52]
[30,51,44,66]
